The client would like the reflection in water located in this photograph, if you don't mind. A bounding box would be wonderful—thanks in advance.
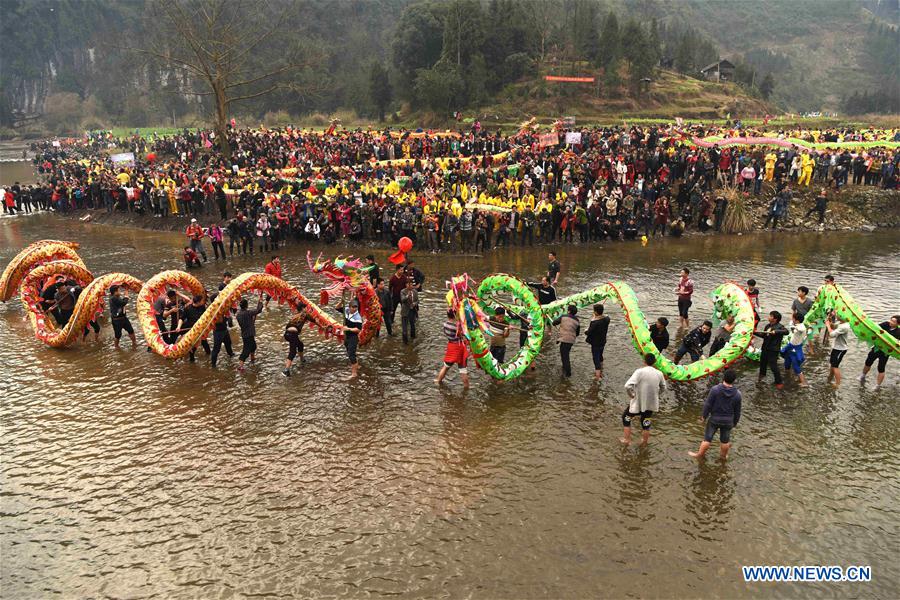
[1,215,899,597]
[685,462,736,543]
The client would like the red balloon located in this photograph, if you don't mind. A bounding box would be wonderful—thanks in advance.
[146,152,157,163]
[398,237,413,253]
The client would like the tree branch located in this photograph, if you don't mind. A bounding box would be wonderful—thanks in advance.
[224,62,307,89]
[113,44,207,78]
[226,85,281,104]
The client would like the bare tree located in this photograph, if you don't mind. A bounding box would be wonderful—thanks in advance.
[522,0,561,64]
[126,0,318,158]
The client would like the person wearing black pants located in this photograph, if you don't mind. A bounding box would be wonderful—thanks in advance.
[282,311,308,376]
[236,294,264,371]
[754,310,788,389]
[804,188,828,225]
[488,308,510,363]
[339,299,364,379]
[585,304,610,380]
[210,303,234,368]
[227,219,241,256]
[520,208,535,246]
[399,280,419,344]
[553,304,580,378]
[109,285,137,349]
[375,279,393,337]
[178,294,211,363]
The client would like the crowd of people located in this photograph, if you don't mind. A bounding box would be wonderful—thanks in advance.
[27,238,899,461]
[457,262,897,459]
[3,122,898,247]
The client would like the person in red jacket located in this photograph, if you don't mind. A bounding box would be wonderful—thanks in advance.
[185,218,208,262]
[263,256,282,307]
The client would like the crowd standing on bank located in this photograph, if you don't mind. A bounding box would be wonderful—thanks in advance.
[3,123,898,248]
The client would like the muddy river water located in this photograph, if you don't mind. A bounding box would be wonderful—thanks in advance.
[1,214,898,598]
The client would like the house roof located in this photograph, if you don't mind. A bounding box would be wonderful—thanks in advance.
[700,59,735,72]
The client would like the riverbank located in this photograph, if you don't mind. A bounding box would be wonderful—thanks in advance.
[31,185,900,241]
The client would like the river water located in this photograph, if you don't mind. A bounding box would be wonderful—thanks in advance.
[2,215,898,598]
[0,141,36,186]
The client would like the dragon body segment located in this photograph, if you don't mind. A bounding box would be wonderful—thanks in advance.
[1,240,382,359]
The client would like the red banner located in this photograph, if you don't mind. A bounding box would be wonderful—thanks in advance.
[538,132,559,148]
[545,75,595,83]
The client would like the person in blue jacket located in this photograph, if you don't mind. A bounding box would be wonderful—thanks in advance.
[689,368,742,461]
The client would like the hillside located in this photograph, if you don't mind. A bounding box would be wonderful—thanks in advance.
[464,67,775,126]
[0,0,896,134]
[626,0,900,111]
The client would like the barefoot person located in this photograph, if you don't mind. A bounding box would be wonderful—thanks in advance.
[109,285,137,349]
[339,298,363,380]
[690,368,742,460]
[282,309,309,377]
[209,292,235,368]
[673,320,712,364]
[754,310,788,389]
[708,315,736,356]
[622,353,667,447]
[824,310,851,387]
[435,309,470,388]
[585,304,610,380]
[650,317,670,352]
[791,285,814,352]
[782,312,808,387]
[674,267,694,329]
[554,304,580,378]
[860,315,900,388]
[487,306,510,363]
[236,292,264,372]
[263,256,282,308]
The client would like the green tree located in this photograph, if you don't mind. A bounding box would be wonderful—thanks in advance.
[647,19,662,67]
[442,0,485,67]
[368,62,392,121]
[621,19,655,91]
[483,0,533,90]
[415,61,465,112]
[602,59,622,97]
[673,31,696,74]
[464,54,491,106]
[392,2,445,84]
[597,12,620,69]
[522,0,560,63]
[573,0,600,62]
[759,72,775,99]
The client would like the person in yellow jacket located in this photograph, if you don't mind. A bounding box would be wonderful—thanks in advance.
[764,152,777,181]
[167,186,179,216]
[797,153,814,186]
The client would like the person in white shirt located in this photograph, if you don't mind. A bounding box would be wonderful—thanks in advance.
[824,311,852,387]
[304,218,320,239]
[622,353,667,446]
[783,312,808,387]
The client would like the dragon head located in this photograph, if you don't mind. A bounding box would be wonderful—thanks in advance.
[445,274,471,308]
[307,251,373,303]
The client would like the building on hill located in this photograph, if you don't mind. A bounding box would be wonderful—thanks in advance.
[700,59,735,83]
